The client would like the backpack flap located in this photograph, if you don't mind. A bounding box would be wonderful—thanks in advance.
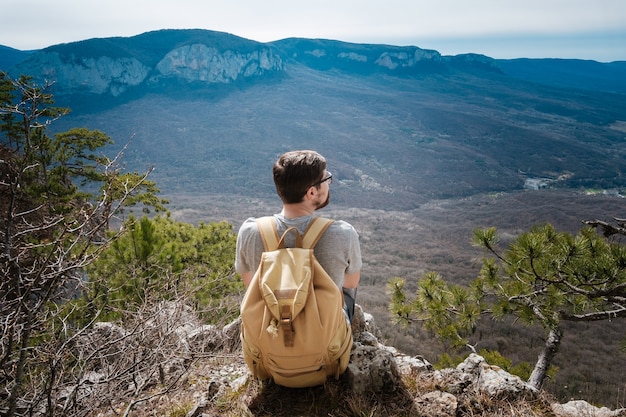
[258,246,313,320]
[256,220,314,346]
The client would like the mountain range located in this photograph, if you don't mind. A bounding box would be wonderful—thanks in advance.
[2,29,625,211]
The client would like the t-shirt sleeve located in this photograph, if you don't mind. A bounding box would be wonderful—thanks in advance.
[235,218,259,275]
[345,224,362,275]
[327,220,362,276]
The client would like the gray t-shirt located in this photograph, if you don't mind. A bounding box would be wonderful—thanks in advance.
[235,214,362,293]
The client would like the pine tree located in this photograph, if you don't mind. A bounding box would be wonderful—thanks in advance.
[389,223,626,390]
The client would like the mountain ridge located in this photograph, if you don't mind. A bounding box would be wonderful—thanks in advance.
[0,29,626,96]
[3,29,625,94]
[4,29,623,211]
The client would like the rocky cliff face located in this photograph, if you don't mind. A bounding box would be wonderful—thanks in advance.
[271,37,457,74]
[374,48,442,70]
[23,52,151,96]
[12,37,284,96]
[155,44,282,84]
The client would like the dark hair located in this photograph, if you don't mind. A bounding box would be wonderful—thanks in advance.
[273,150,326,204]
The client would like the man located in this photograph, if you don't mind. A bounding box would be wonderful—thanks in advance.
[235,150,361,320]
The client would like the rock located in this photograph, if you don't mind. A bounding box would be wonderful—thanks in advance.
[149,301,202,330]
[221,317,242,353]
[343,303,405,394]
[90,321,127,339]
[477,362,535,398]
[185,324,222,353]
[552,400,626,417]
[185,397,208,417]
[347,303,432,389]
[350,303,368,336]
[351,303,382,341]
[374,48,442,70]
[100,300,622,417]
[186,363,250,417]
[413,391,458,417]
[433,353,536,399]
[345,342,401,394]
[433,366,475,395]
[384,345,433,375]
[80,321,127,363]
[56,371,106,404]
[358,330,379,346]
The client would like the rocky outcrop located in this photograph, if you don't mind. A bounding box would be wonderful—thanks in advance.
[345,304,432,394]
[17,51,151,96]
[155,44,282,83]
[552,401,626,417]
[197,304,625,417]
[12,38,283,97]
[75,301,625,417]
[433,352,537,399]
[374,48,442,70]
[309,45,442,70]
[276,37,444,73]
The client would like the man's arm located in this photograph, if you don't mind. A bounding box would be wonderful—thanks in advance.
[343,270,360,288]
[241,271,253,288]
[343,270,360,320]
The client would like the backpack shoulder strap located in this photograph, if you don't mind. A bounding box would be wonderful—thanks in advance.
[302,217,334,249]
[256,216,280,251]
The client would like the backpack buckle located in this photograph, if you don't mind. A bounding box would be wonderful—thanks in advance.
[280,304,295,347]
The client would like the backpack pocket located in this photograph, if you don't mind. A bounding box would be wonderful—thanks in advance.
[328,321,353,377]
[241,333,271,381]
[267,353,327,388]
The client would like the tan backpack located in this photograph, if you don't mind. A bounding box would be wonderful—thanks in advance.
[240,216,353,388]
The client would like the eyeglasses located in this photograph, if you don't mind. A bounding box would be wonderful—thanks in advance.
[312,171,333,187]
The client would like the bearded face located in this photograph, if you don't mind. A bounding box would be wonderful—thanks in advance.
[312,170,332,210]
[315,191,330,210]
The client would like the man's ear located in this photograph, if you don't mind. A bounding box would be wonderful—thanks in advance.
[305,185,317,200]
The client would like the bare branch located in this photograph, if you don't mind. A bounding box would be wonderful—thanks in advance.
[561,304,626,321]
[583,218,626,237]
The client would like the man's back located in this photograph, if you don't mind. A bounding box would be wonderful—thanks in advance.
[239,216,354,387]
[235,213,361,294]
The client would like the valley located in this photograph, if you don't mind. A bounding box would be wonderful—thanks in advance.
[50,60,626,214]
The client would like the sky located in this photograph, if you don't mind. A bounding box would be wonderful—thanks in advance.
[1,0,625,62]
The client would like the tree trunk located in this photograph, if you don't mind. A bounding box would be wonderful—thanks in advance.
[527,326,562,390]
